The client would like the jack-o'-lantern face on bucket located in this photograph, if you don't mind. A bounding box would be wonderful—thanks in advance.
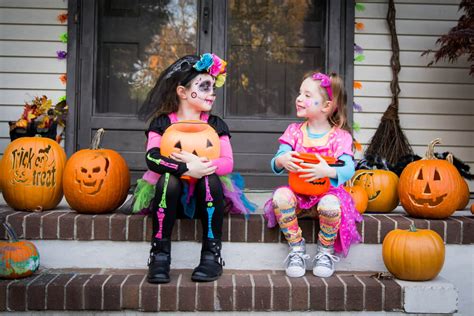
[75,154,109,195]
[160,121,220,159]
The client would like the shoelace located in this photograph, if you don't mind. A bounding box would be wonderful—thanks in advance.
[313,252,340,268]
[284,252,310,268]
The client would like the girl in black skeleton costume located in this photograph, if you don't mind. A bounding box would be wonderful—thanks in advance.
[134,54,255,284]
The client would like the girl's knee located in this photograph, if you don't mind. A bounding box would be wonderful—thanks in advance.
[156,173,181,193]
[273,187,297,210]
[317,194,341,213]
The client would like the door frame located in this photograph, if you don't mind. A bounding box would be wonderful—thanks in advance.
[65,0,354,156]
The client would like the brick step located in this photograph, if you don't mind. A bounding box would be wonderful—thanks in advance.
[0,268,410,312]
[2,268,458,313]
[1,206,472,245]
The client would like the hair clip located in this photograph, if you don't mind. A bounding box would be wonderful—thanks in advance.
[312,73,333,100]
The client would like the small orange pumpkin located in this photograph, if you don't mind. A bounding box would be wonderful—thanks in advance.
[399,139,462,219]
[0,136,66,211]
[288,153,339,196]
[63,129,130,214]
[344,179,368,214]
[352,169,399,213]
[0,222,40,279]
[471,204,474,214]
[160,121,220,159]
[382,224,444,281]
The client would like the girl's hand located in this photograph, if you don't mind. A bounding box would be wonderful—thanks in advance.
[299,153,337,182]
[170,150,204,163]
[184,160,217,179]
[275,151,304,172]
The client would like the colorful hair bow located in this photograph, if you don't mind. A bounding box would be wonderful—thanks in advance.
[194,53,227,87]
[312,73,333,101]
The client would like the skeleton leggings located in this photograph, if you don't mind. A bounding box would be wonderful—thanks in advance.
[272,187,342,247]
[151,173,224,241]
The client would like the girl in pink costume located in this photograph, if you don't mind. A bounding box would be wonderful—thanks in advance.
[133,54,255,284]
[264,72,362,278]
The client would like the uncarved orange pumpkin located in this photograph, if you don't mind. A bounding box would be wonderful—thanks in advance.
[160,121,220,159]
[399,139,461,219]
[471,204,474,214]
[382,224,445,281]
[0,222,40,279]
[344,179,369,214]
[63,129,130,214]
[0,136,66,211]
[352,169,399,213]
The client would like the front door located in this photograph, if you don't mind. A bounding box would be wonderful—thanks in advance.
[71,0,353,189]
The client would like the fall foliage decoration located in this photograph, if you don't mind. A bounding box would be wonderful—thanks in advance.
[352,169,399,213]
[0,137,66,211]
[160,121,221,160]
[344,178,369,214]
[399,139,464,219]
[382,224,445,281]
[63,129,130,214]
[57,13,68,24]
[0,222,40,279]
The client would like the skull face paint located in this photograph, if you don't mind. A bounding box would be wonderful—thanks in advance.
[188,74,216,111]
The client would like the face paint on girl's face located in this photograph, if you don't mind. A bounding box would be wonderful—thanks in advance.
[197,80,214,94]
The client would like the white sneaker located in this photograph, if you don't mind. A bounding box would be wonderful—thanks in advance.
[284,240,310,278]
[312,244,339,278]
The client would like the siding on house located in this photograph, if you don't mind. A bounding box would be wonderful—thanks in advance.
[354,0,474,190]
[0,0,68,157]
[0,0,472,192]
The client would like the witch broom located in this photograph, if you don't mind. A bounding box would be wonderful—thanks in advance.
[363,0,413,169]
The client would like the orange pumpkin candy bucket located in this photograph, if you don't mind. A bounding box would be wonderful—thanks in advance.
[160,120,221,179]
[288,153,344,196]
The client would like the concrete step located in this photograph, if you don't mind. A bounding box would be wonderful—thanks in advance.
[0,268,458,313]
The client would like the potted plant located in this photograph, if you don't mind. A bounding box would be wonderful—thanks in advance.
[8,95,68,143]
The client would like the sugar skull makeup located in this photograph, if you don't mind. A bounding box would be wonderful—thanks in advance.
[190,75,216,100]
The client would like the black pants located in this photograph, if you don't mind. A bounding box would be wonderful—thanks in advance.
[151,173,224,241]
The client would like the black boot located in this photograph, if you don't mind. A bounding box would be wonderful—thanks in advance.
[147,239,171,284]
[191,238,225,282]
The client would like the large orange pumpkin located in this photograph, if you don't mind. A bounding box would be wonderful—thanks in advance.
[344,179,369,214]
[63,129,130,214]
[0,222,40,279]
[289,153,340,196]
[352,169,399,213]
[399,139,462,219]
[0,136,66,211]
[382,224,444,281]
[160,121,220,159]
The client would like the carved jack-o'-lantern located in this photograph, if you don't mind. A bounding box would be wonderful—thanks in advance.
[0,136,66,211]
[160,121,220,159]
[74,154,108,195]
[63,129,130,214]
[352,169,399,213]
[289,153,342,196]
[399,139,462,219]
